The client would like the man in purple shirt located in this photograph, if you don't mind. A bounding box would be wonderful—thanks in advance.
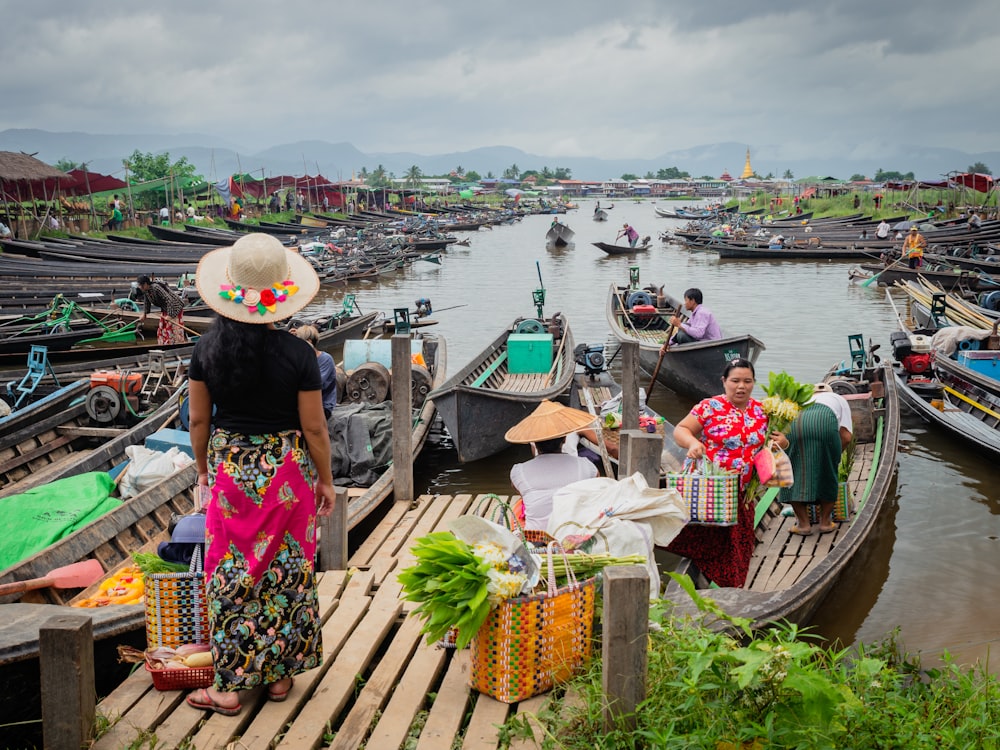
[665,288,722,347]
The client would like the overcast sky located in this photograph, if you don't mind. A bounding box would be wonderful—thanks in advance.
[3,1,998,162]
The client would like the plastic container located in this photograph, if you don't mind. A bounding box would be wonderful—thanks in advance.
[909,334,932,353]
[145,662,213,691]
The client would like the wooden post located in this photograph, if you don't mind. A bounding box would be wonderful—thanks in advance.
[40,614,95,750]
[602,566,648,732]
[619,430,662,487]
[621,341,640,431]
[317,486,348,570]
[391,333,414,504]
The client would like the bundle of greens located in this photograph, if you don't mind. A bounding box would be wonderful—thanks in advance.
[760,371,814,432]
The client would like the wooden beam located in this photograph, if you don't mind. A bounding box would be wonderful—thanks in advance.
[40,614,95,750]
[318,486,349,571]
[602,565,648,732]
[392,334,414,504]
[621,341,640,431]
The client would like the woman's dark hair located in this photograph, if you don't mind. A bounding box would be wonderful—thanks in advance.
[196,317,272,399]
[721,358,755,380]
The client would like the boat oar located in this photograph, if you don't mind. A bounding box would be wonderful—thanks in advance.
[0,558,105,597]
[861,253,907,287]
[646,316,682,397]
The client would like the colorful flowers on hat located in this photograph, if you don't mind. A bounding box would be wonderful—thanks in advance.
[219,280,299,316]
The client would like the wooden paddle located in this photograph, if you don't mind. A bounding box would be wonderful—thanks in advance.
[646,313,684,397]
[861,252,907,287]
[0,559,105,597]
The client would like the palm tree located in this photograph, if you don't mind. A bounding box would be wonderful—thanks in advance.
[358,167,370,183]
[455,165,465,177]
[503,163,520,180]
[405,165,423,189]
[371,165,387,187]
[783,169,794,180]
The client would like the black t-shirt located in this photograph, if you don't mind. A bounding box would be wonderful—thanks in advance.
[189,329,322,434]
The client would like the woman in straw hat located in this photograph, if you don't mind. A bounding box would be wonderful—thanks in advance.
[185,234,336,716]
[505,400,598,531]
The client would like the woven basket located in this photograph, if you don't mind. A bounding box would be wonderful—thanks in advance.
[470,544,595,703]
[145,662,213,691]
[144,546,209,649]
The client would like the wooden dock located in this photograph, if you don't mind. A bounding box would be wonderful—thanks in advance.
[89,492,581,750]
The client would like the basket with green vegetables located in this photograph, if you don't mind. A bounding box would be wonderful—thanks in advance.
[398,529,650,649]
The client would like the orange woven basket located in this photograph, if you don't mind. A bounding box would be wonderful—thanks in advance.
[469,545,595,703]
[144,547,209,649]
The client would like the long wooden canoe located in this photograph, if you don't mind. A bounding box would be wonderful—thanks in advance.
[663,358,900,631]
[606,282,765,400]
[428,315,575,463]
[593,241,650,255]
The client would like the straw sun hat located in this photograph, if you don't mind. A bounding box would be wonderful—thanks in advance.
[196,233,320,324]
[504,400,596,444]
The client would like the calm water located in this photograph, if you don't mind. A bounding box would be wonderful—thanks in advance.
[308,201,1000,666]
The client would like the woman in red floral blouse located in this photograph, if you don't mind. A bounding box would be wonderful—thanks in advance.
[666,358,788,587]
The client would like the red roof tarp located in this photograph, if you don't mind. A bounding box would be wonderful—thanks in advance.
[952,173,994,193]
[64,169,128,196]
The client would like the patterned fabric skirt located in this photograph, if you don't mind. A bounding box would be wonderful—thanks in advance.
[204,429,323,692]
[779,403,841,506]
[156,312,187,345]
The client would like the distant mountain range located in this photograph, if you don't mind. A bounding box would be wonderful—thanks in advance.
[1,129,995,184]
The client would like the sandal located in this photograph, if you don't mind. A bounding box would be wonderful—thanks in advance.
[788,525,813,537]
[186,688,241,716]
[817,524,837,535]
[267,677,294,702]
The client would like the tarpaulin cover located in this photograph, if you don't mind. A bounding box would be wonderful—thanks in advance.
[65,169,128,196]
[328,402,394,487]
[0,472,119,571]
[952,173,994,193]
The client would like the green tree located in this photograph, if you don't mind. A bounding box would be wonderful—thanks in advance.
[553,167,572,179]
[466,170,481,182]
[621,173,639,181]
[503,163,520,180]
[358,166,369,182]
[849,173,866,181]
[783,169,794,180]
[874,168,914,182]
[968,161,992,175]
[55,158,83,172]
[656,166,690,179]
[124,149,200,183]
[541,166,553,179]
[369,165,388,187]
[405,164,423,189]
[454,165,465,177]
[486,171,495,179]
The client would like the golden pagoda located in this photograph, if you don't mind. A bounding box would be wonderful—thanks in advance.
[741,147,754,179]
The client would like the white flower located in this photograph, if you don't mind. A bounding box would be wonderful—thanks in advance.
[473,542,508,569]
[486,568,528,606]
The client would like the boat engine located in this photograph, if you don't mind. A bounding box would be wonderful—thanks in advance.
[85,371,143,424]
[574,343,606,377]
[901,353,932,374]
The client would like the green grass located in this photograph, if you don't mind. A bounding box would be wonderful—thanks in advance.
[502,575,1000,749]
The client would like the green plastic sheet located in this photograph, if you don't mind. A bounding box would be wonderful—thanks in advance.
[0,472,120,571]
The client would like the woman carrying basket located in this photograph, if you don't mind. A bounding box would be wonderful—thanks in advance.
[185,234,336,716]
[667,358,788,587]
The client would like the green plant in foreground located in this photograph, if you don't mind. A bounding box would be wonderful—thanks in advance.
[504,573,1000,749]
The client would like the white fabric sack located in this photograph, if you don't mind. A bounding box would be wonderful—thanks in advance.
[547,472,689,598]
[930,326,992,356]
[118,445,193,499]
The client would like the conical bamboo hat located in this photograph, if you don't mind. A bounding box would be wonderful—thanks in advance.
[504,400,596,444]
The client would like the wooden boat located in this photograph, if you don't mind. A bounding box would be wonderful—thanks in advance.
[545,222,575,247]
[606,273,765,399]
[664,347,900,631]
[335,334,447,524]
[856,263,998,291]
[593,209,609,222]
[593,240,651,255]
[428,314,575,463]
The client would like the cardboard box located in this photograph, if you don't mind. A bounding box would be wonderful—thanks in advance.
[507,333,553,374]
[842,392,875,442]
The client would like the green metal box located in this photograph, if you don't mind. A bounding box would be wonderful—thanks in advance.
[507,333,553,374]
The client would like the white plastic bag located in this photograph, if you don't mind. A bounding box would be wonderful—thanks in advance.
[118,445,193,499]
[547,472,689,598]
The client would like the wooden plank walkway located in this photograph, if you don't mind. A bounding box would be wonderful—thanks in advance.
[92,493,577,749]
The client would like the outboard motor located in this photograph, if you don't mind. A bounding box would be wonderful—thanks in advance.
[574,343,606,377]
